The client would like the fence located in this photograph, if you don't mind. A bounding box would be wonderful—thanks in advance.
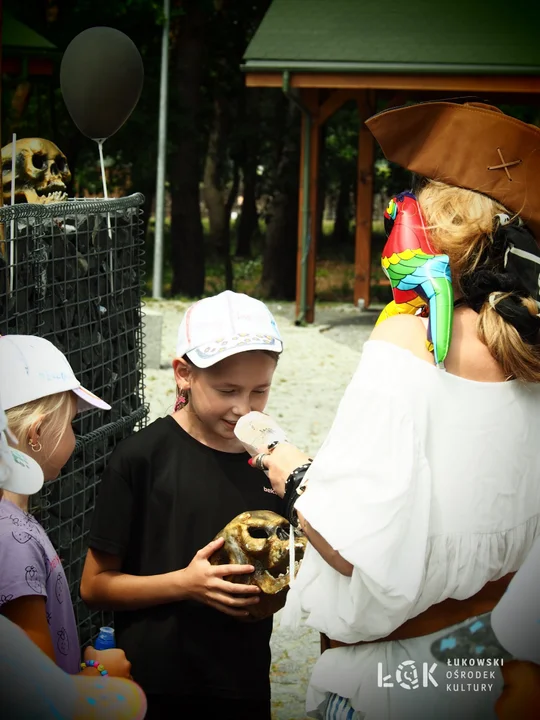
[0,193,148,645]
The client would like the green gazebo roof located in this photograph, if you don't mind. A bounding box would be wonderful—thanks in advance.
[2,10,57,54]
[244,0,540,75]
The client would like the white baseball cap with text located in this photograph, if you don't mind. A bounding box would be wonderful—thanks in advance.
[176,291,283,368]
[0,335,111,412]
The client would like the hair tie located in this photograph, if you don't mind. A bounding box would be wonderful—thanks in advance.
[489,293,540,344]
[495,213,511,227]
[488,292,501,310]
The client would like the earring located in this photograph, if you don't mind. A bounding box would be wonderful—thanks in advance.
[174,388,189,412]
[29,439,42,453]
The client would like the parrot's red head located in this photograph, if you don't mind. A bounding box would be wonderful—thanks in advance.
[383,191,436,258]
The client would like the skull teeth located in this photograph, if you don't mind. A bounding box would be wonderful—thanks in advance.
[265,560,301,582]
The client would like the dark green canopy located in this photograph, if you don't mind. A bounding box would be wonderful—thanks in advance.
[244,0,540,76]
[2,10,57,55]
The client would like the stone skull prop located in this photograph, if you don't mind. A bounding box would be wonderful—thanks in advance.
[1,138,71,204]
[209,510,307,621]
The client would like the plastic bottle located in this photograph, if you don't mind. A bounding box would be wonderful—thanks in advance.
[94,626,115,650]
[234,411,288,457]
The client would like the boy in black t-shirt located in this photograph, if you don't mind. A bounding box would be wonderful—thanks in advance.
[81,292,285,720]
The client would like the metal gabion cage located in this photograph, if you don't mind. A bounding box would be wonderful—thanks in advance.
[0,193,148,645]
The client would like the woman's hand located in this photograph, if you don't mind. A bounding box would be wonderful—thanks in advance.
[252,442,311,497]
[179,537,260,618]
[84,646,132,679]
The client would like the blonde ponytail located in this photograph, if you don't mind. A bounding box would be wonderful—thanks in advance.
[476,293,540,382]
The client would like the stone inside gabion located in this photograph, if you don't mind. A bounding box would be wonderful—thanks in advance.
[0,197,145,647]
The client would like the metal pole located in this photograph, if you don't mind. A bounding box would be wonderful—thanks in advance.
[152,0,170,299]
[298,112,311,325]
[282,71,311,324]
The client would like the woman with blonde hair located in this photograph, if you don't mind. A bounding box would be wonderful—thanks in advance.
[253,102,540,719]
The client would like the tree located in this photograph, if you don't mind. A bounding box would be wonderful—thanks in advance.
[168,0,207,297]
[323,104,359,248]
[235,89,261,258]
[260,97,300,299]
[200,0,271,284]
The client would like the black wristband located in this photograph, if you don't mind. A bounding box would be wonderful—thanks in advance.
[283,462,311,527]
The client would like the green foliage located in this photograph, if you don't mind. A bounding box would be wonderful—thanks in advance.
[7,2,538,301]
[3,0,164,200]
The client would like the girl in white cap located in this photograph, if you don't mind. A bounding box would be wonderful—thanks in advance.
[0,335,130,680]
[81,291,284,720]
[0,392,148,718]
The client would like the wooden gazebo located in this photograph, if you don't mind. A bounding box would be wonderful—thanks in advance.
[2,10,58,78]
[0,10,59,149]
[243,0,540,322]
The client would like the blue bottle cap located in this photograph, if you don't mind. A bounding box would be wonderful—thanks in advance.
[94,626,115,650]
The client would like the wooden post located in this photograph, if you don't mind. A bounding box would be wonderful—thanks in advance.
[354,91,375,309]
[295,89,320,323]
[318,88,357,125]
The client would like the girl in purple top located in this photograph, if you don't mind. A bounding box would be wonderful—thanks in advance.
[0,389,147,718]
[0,335,128,678]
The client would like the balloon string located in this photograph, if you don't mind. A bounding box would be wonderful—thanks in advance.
[9,133,16,296]
[98,139,109,200]
[97,139,114,293]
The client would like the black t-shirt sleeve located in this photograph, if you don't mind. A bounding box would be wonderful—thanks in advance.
[88,462,133,558]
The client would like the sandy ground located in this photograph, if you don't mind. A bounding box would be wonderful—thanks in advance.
[142,298,378,719]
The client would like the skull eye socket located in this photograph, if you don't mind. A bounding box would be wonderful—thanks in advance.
[248,527,270,539]
[247,526,290,540]
[56,156,66,172]
[32,154,46,170]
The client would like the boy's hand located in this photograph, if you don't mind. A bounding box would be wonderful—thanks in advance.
[179,537,260,618]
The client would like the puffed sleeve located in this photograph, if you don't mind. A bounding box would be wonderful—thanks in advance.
[491,535,540,663]
[292,341,432,642]
[0,525,49,605]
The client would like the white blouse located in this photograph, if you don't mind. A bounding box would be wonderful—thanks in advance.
[491,535,540,664]
[289,340,540,717]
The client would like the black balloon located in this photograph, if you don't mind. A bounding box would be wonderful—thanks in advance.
[60,27,144,141]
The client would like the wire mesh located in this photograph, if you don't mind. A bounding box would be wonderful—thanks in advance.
[0,194,148,646]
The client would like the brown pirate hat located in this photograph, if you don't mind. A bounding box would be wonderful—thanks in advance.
[366,101,540,239]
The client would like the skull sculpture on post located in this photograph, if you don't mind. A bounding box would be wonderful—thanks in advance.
[1,138,71,204]
[209,510,307,621]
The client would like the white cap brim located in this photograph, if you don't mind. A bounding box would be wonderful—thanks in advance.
[186,338,283,369]
[1,445,44,495]
[73,386,111,411]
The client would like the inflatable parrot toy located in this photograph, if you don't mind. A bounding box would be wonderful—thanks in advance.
[375,191,453,368]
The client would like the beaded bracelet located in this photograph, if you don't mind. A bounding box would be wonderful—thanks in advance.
[283,462,312,527]
[81,659,109,676]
